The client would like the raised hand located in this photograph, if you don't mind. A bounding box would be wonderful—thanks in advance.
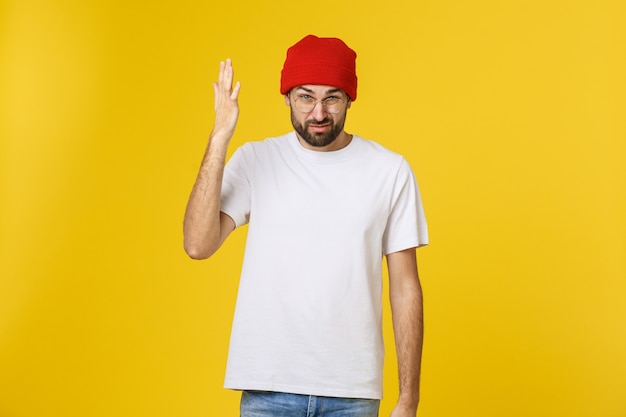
[211,58,241,141]
[183,59,241,260]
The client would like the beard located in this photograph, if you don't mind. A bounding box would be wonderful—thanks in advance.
[291,108,346,148]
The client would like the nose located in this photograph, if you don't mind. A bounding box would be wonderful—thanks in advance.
[309,100,327,120]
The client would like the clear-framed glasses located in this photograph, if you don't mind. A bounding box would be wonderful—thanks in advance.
[292,94,346,114]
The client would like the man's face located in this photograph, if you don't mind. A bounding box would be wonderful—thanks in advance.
[286,85,351,149]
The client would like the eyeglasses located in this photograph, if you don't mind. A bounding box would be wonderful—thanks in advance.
[292,94,346,114]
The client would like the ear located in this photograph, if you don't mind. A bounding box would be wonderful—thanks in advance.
[284,94,291,106]
[346,99,352,110]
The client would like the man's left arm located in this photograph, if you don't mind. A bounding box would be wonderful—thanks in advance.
[387,247,423,417]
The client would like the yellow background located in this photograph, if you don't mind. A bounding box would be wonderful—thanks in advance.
[1,0,625,416]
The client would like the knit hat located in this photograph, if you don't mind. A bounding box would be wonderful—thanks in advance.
[280,35,358,101]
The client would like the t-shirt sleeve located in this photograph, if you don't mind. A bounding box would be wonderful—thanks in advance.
[382,157,429,255]
[220,145,252,228]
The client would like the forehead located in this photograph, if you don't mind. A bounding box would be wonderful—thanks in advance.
[294,85,346,96]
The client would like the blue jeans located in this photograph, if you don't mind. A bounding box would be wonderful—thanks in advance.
[240,391,380,417]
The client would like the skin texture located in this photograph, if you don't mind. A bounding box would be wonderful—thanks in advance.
[183,60,423,416]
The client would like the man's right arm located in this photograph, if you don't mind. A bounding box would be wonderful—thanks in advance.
[183,59,240,259]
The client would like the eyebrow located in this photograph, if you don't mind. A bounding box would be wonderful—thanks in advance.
[295,86,343,96]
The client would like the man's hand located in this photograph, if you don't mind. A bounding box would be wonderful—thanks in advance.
[211,58,241,142]
[182,59,240,260]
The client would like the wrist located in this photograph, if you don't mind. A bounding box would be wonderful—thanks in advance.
[207,131,231,153]
[209,128,233,144]
[396,393,419,414]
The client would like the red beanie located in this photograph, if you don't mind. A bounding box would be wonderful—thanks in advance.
[280,35,358,101]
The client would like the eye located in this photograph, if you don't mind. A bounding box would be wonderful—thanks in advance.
[323,96,341,104]
[298,94,314,102]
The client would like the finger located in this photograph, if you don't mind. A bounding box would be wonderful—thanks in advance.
[222,58,233,91]
[217,61,225,86]
[231,81,241,100]
[213,82,219,111]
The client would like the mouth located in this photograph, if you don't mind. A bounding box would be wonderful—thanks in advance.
[309,124,330,133]
[307,120,332,133]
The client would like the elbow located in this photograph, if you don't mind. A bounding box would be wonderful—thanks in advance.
[185,248,210,260]
[183,240,216,260]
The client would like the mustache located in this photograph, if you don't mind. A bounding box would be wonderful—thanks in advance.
[306,119,333,126]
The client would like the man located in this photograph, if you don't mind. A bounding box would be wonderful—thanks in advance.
[184,35,428,417]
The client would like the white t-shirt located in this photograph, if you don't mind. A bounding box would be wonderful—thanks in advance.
[220,132,428,400]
